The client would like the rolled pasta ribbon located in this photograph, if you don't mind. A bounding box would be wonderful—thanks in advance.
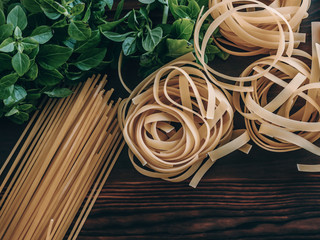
[209,0,309,56]
[233,54,320,152]
[118,55,250,187]
[231,22,320,172]
[193,0,309,92]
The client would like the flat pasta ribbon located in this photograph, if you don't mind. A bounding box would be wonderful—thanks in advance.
[193,0,308,92]
[118,55,250,187]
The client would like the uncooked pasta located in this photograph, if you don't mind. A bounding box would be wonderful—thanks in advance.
[0,74,124,240]
[118,54,250,188]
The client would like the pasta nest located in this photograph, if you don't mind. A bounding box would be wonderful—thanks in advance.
[233,54,320,152]
[209,0,309,56]
[118,60,241,187]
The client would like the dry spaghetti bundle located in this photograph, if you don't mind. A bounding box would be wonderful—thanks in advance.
[0,74,124,240]
[209,0,309,56]
[118,54,250,187]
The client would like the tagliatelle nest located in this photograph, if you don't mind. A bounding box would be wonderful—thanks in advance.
[233,54,317,151]
[192,0,320,172]
[209,0,310,56]
[118,54,251,187]
[193,0,309,92]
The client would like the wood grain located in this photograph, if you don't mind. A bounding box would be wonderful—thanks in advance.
[1,0,320,239]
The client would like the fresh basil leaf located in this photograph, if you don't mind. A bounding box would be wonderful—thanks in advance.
[63,38,76,49]
[122,36,137,56]
[173,6,189,19]
[139,7,149,22]
[43,0,68,15]
[158,24,172,36]
[30,26,53,44]
[0,24,14,42]
[166,38,193,58]
[65,70,83,80]
[92,0,113,20]
[37,44,73,70]
[82,2,91,22]
[74,48,107,71]
[21,38,39,51]
[0,9,5,25]
[0,38,15,52]
[114,0,124,20]
[37,68,63,86]
[52,17,68,28]
[21,0,42,13]
[140,51,157,68]
[101,31,133,42]
[205,44,220,61]
[27,45,39,59]
[139,0,155,4]
[40,2,61,20]
[12,52,31,76]
[68,21,91,41]
[213,27,222,38]
[128,10,146,31]
[0,53,12,72]
[5,107,19,116]
[0,73,19,88]
[74,30,101,53]
[127,10,137,30]
[142,27,163,52]
[44,88,73,97]
[171,18,194,40]
[71,3,85,16]
[26,61,38,80]
[168,0,187,19]
[3,85,27,107]
[8,110,29,124]
[7,5,27,30]
[0,85,13,100]
[99,17,126,32]
[187,0,200,19]
[18,104,34,112]
[101,0,114,10]
[217,51,229,60]
[17,42,24,53]
[14,26,22,39]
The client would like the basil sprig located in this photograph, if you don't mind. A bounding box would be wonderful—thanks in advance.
[100,0,228,79]
[0,0,121,123]
[0,0,227,124]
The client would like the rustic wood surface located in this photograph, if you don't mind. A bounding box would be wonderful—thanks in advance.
[1,0,320,239]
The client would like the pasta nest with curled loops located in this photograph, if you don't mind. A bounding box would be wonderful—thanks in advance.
[208,0,310,56]
[118,60,247,187]
[233,54,320,153]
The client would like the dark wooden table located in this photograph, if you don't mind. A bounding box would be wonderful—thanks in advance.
[1,1,320,239]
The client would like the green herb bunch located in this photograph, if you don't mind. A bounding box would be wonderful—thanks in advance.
[101,0,229,79]
[0,0,120,123]
[0,0,228,124]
